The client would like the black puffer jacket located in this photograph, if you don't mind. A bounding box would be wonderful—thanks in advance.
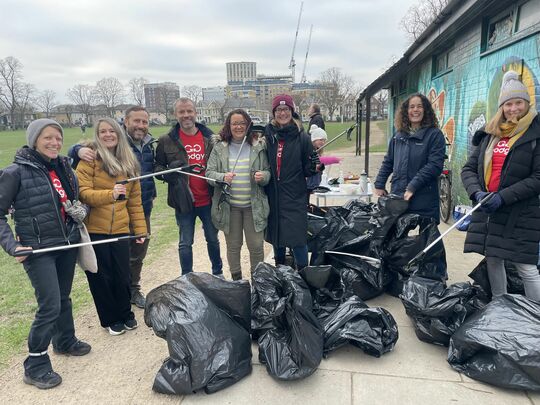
[0,148,81,255]
[461,115,540,264]
[265,120,316,247]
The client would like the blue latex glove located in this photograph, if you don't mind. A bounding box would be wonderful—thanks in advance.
[480,192,503,214]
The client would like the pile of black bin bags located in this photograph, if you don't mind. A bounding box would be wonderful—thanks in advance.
[144,273,252,395]
[251,263,399,380]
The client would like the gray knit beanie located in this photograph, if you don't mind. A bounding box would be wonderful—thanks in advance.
[26,118,64,149]
[498,70,530,107]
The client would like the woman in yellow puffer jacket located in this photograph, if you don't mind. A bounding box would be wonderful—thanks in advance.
[76,117,147,336]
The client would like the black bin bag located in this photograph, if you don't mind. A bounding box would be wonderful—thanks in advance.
[448,294,540,391]
[144,273,252,395]
[400,276,487,346]
[251,263,324,380]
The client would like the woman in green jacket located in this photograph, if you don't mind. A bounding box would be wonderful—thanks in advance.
[207,109,270,280]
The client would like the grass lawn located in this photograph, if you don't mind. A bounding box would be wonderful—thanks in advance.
[0,119,385,369]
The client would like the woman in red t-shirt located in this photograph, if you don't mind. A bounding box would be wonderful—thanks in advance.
[461,70,540,301]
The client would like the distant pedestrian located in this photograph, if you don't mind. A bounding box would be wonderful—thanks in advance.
[80,122,86,134]
[308,103,325,133]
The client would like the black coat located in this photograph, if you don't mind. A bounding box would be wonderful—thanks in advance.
[308,113,325,132]
[374,126,446,221]
[0,148,81,254]
[265,121,315,247]
[461,115,540,264]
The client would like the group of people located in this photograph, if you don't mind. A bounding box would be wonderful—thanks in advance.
[0,94,324,389]
[1,70,539,390]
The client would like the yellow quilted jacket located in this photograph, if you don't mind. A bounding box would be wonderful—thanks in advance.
[76,160,147,236]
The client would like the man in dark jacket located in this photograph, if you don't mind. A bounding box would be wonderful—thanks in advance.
[154,97,223,276]
[265,94,320,269]
[308,103,325,133]
[68,106,156,308]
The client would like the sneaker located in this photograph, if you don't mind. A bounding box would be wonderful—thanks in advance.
[53,340,92,356]
[107,323,126,336]
[130,290,146,309]
[124,319,138,330]
[23,371,62,389]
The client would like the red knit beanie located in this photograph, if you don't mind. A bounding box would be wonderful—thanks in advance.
[271,94,295,115]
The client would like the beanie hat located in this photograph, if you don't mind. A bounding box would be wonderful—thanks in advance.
[26,118,64,149]
[310,124,328,142]
[498,70,530,107]
[271,94,295,114]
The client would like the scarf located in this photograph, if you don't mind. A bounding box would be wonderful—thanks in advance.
[484,108,538,187]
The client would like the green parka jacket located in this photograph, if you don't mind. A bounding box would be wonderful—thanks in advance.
[206,136,271,234]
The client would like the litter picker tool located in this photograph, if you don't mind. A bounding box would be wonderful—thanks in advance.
[13,234,147,256]
[230,122,252,174]
[407,193,495,266]
[325,250,382,265]
[316,123,357,153]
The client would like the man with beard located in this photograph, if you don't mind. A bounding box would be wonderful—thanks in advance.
[154,98,223,276]
[68,106,156,308]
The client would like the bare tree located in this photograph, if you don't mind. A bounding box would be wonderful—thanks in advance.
[36,89,57,118]
[129,77,148,106]
[372,90,389,119]
[181,85,202,105]
[61,104,74,127]
[0,56,24,129]
[94,77,125,117]
[317,67,357,121]
[292,92,309,120]
[66,84,96,123]
[16,82,36,126]
[400,0,449,42]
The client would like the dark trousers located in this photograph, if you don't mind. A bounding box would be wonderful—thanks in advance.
[273,245,309,269]
[22,249,78,377]
[175,204,223,275]
[86,234,134,327]
[129,216,151,291]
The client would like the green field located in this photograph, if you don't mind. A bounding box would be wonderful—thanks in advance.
[0,120,385,369]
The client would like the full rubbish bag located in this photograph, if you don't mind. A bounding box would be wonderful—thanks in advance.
[400,275,487,346]
[383,214,447,296]
[299,266,399,356]
[144,273,252,395]
[448,294,540,391]
[251,263,324,380]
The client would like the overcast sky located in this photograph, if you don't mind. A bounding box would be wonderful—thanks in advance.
[1,0,417,102]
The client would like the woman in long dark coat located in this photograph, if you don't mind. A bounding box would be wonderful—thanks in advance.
[461,70,540,301]
[264,94,320,269]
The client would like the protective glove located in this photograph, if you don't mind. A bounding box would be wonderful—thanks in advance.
[162,160,182,183]
[474,191,489,204]
[63,200,89,224]
[480,192,503,214]
[310,151,321,173]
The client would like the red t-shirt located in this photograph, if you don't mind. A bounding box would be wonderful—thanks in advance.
[276,139,285,179]
[179,129,211,207]
[49,169,68,221]
[488,137,509,192]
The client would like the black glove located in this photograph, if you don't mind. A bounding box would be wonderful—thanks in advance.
[474,191,489,204]
[162,160,182,183]
[480,192,503,214]
[310,151,321,172]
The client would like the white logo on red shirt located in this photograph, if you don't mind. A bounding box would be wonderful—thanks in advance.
[493,139,509,155]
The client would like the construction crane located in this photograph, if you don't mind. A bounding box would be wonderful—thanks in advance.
[301,24,313,83]
[289,1,303,83]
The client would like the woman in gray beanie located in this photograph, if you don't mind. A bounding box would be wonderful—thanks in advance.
[462,70,540,301]
[0,119,91,389]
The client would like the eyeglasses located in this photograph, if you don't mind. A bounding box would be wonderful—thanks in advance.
[275,106,291,113]
[231,122,247,127]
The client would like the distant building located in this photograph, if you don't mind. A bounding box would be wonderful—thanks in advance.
[226,62,257,85]
[202,86,226,102]
[225,74,293,110]
[144,82,180,113]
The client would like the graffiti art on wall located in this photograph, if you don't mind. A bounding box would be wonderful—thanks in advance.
[427,88,456,156]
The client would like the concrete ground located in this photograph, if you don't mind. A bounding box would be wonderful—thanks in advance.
[0,132,538,404]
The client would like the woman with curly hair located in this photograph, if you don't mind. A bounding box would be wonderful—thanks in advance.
[374,93,446,222]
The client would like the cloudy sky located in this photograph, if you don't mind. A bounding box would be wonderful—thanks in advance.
[1,0,417,102]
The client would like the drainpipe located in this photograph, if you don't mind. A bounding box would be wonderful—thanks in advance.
[365,95,371,176]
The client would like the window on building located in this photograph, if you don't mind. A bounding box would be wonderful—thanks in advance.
[484,0,540,51]
[433,46,456,76]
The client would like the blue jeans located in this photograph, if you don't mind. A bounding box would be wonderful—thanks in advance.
[175,204,222,275]
[273,245,309,269]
